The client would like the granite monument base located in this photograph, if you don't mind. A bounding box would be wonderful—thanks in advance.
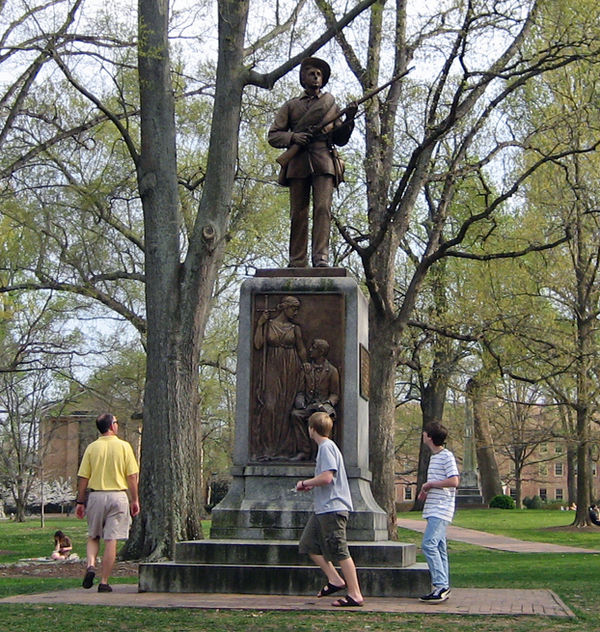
[209,464,387,541]
[139,540,430,597]
[456,470,485,507]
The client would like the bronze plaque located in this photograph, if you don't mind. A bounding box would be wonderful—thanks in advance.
[359,343,370,401]
[249,292,345,462]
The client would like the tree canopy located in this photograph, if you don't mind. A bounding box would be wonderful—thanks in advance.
[2,0,600,546]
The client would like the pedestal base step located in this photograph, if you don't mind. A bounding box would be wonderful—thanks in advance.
[173,539,416,567]
[139,561,430,598]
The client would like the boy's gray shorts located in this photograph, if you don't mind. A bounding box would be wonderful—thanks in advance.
[299,511,350,563]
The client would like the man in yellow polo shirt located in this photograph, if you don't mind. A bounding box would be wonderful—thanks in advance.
[75,413,140,593]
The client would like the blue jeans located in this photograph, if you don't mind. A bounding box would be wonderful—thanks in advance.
[422,516,449,588]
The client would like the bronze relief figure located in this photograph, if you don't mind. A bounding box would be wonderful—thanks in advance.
[251,296,307,461]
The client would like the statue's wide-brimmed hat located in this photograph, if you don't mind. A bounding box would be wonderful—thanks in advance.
[299,57,331,87]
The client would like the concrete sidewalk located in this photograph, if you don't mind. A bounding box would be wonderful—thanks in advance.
[0,583,575,617]
[397,518,600,554]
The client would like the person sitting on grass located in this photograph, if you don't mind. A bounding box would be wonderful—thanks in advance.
[51,530,73,560]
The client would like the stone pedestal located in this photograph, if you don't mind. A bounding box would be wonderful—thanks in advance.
[456,469,485,507]
[210,269,387,540]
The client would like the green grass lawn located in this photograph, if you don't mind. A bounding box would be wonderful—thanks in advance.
[397,509,600,630]
[425,507,600,549]
[1,512,599,632]
[0,516,89,563]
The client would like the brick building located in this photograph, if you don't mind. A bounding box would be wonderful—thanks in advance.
[500,441,600,505]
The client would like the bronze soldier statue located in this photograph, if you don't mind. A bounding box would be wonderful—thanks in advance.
[269,57,357,268]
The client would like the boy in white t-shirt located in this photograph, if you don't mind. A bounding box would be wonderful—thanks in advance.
[417,421,460,603]
[296,412,364,607]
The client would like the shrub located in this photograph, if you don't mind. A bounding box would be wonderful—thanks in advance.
[205,478,231,512]
[525,495,544,509]
[522,496,532,509]
[489,494,516,509]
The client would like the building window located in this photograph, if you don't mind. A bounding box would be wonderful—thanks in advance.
[555,488,563,501]
[555,463,563,476]
[539,488,547,501]
[539,464,548,476]
[540,443,548,454]
[404,487,412,501]
[593,464,597,476]
[555,444,563,455]
[510,488,517,499]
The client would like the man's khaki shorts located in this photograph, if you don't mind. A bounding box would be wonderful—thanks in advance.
[86,491,132,540]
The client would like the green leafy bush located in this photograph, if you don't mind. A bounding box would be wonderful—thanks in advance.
[205,479,231,512]
[489,494,516,509]
[523,495,544,509]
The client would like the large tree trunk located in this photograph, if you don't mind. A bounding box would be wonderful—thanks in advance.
[573,405,592,526]
[567,444,577,505]
[572,195,594,528]
[573,322,593,526]
[413,343,455,512]
[362,1,408,539]
[123,0,250,560]
[413,258,457,511]
[514,472,522,509]
[467,376,503,503]
[369,313,400,539]
[557,402,578,505]
[15,494,26,522]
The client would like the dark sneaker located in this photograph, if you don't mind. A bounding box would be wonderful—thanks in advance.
[98,583,113,593]
[419,587,450,603]
[82,566,95,589]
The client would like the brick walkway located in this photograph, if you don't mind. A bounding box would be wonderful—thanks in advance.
[0,583,575,617]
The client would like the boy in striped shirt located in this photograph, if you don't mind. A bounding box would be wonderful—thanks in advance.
[417,421,460,603]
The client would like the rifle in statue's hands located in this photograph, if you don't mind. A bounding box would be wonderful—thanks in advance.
[275,67,413,171]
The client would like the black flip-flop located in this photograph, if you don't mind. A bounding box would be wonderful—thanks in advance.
[82,566,96,589]
[317,582,346,597]
[332,595,364,607]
